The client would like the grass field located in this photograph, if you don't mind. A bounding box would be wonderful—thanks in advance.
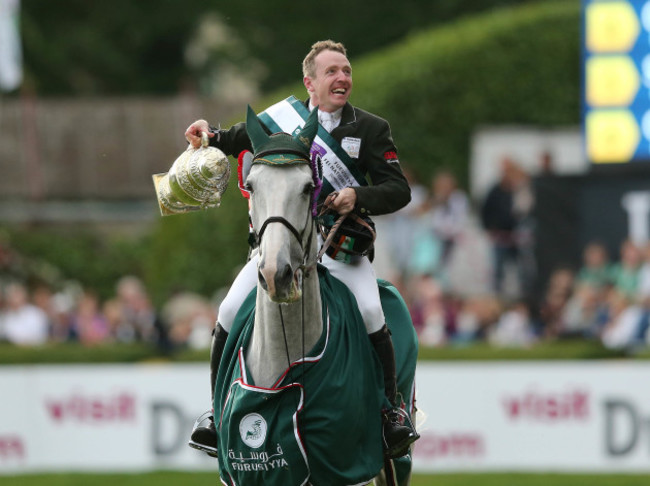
[2,339,650,365]
[4,472,650,486]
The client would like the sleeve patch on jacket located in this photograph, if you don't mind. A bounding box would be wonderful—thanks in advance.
[384,151,399,164]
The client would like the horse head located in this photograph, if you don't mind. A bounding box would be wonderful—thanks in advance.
[244,105,320,303]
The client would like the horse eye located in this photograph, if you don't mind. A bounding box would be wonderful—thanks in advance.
[245,182,254,193]
[302,183,314,196]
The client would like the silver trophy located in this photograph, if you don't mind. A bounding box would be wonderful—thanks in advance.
[152,132,230,216]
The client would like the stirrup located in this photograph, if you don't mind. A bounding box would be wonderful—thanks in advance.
[382,407,420,459]
[188,410,219,458]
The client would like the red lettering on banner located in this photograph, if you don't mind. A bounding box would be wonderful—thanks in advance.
[503,389,589,421]
[45,392,136,424]
[413,431,485,459]
[0,436,24,459]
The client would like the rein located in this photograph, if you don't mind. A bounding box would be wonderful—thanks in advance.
[253,191,366,379]
[314,191,345,261]
[251,191,344,385]
[255,216,310,389]
[253,195,315,379]
[315,192,376,260]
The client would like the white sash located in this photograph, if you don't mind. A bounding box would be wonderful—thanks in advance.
[258,96,367,193]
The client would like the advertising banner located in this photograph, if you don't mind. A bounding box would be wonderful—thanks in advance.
[0,363,216,474]
[413,362,650,472]
[1,362,650,474]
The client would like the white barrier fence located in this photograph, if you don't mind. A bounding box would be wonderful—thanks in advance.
[413,362,650,472]
[1,361,649,474]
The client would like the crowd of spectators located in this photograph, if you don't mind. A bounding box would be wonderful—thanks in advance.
[2,157,650,353]
[0,274,217,352]
[374,159,650,352]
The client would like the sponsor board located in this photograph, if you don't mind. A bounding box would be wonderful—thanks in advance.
[413,362,650,472]
[0,364,215,473]
[1,362,650,473]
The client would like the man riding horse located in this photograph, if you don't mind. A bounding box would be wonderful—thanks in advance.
[185,39,419,459]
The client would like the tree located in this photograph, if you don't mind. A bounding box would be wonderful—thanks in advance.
[18,0,538,96]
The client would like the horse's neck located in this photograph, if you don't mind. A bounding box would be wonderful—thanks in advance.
[246,267,323,388]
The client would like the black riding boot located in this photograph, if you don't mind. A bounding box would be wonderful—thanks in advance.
[369,325,419,458]
[188,323,228,457]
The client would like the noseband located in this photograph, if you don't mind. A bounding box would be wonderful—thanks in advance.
[254,208,316,273]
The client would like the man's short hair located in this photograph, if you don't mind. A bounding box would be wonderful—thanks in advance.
[302,40,348,78]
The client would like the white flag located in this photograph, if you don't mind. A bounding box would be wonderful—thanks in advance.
[0,0,22,91]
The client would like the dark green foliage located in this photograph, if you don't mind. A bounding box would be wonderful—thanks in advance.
[1,226,147,301]
[353,0,581,187]
[254,2,580,187]
[212,0,542,93]
[20,0,207,95]
[143,181,250,305]
[18,0,543,96]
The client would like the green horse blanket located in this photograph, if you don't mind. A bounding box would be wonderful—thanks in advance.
[214,265,418,486]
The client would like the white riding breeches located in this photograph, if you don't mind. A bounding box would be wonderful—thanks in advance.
[217,252,385,334]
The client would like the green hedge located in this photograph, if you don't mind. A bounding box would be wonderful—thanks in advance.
[0,227,148,302]
[358,0,581,186]
[142,187,250,305]
[2,340,648,365]
[258,0,580,186]
[0,190,250,307]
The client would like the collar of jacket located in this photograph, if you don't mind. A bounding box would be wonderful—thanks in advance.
[303,99,357,128]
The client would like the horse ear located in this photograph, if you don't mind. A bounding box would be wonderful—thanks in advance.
[245,105,269,154]
[296,107,319,151]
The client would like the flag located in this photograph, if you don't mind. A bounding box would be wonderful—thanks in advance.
[0,0,22,92]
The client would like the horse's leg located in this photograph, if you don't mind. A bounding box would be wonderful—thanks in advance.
[374,469,387,486]
[375,456,413,486]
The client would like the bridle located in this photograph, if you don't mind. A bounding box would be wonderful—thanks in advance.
[255,190,364,273]
[252,185,317,384]
[255,215,315,270]
[251,149,320,276]
[254,201,317,277]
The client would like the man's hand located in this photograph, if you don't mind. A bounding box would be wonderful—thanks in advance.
[329,187,357,215]
[185,119,214,148]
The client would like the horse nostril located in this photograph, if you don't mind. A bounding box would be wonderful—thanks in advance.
[258,270,268,291]
[275,264,293,291]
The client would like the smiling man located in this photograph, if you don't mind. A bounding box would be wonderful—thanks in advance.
[185,40,417,459]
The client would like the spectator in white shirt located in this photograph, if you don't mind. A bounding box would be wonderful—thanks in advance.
[0,283,49,345]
